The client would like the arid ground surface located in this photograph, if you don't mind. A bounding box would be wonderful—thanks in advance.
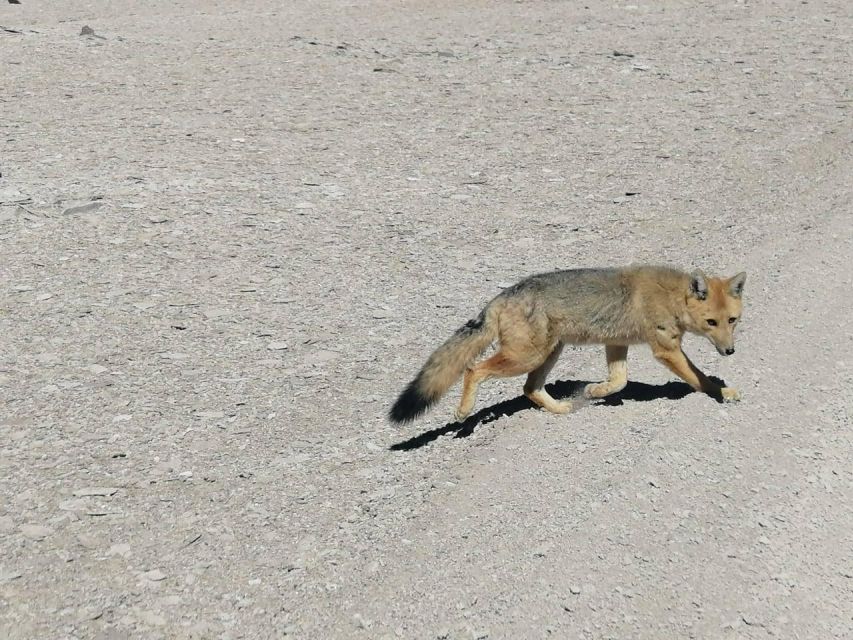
[1,1,851,638]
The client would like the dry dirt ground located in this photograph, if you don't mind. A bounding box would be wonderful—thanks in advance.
[1,1,852,638]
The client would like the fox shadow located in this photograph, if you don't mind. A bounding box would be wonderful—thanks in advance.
[389,377,722,452]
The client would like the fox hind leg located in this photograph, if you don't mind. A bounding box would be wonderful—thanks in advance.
[584,345,629,399]
[455,350,549,422]
[523,342,572,414]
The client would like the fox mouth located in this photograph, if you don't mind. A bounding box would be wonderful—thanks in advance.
[716,345,735,356]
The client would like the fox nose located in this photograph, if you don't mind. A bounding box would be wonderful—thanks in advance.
[725,347,735,355]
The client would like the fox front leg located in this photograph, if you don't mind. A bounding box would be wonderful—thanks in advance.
[584,345,629,399]
[652,347,740,402]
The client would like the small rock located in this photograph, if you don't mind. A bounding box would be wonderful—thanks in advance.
[0,516,14,533]
[141,569,167,582]
[77,534,100,549]
[0,570,22,585]
[202,307,229,319]
[353,613,371,629]
[160,352,188,360]
[107,543,132,557]
[80,26,96,36]
[20,525,53,540]
[58,498,89,512]
[73,487,119,497]
[137,610,166,626]
[62,201,103,215]
[303,349,340,366]
[741,614,765,627]
[77,607,104,622]
[569,585,581,595]
[194,410,225,420]
[267,341,289,351]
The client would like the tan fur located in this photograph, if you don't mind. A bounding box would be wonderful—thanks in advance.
[389,265,746,424]
[418,310,497,401]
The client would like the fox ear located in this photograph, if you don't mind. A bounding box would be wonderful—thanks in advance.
[689,270,708,300]
[728,272,746,298]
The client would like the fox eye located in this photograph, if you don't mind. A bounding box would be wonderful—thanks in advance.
[728,317,738,324]
[706,319,718,327]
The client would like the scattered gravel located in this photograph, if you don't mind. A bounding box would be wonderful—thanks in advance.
[1,1,851,639]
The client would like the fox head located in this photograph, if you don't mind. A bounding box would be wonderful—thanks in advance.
[685,270,746,356]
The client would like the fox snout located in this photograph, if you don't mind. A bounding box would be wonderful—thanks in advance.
[710,337,736,356]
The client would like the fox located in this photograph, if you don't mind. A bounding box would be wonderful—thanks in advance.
[389,265,746,424]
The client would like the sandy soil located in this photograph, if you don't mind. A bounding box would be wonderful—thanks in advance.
[1,1,851,638]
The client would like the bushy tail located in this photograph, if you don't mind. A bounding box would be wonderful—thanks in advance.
[389,311,496,424]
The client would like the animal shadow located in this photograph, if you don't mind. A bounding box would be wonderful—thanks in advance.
[388,377,717,452]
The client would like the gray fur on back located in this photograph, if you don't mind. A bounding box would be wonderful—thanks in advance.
[495,266,685,344]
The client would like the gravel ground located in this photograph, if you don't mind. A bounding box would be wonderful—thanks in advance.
[1,1,851,638]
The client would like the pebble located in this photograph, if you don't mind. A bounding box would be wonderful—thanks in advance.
[303,349,340,365]
[353,613,372,629]
[195,411,225,419]
[267,341,289,350]
[0,571,23,584]
[107,543,132,557]
[137,610,167,626]
[73,487,119,497]
[202,307,230,319]
[62,201,103,215]
[76,607,104,622]
[76,534,100,549]
[142,569,168,582]
[58,498,89,512]
[20,524,53,540]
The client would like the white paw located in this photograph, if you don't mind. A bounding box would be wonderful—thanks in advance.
[584,383,607,399]
[721,387,741,402]
[453,408,471,422]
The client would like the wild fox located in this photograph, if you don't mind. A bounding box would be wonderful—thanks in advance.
[389,266,746,424]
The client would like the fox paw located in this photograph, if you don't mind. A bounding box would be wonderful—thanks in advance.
[549,399,573,415]
[721,387,741,402]
[453,407,471,422]
[583,382,608,399]
[583,382,624,399]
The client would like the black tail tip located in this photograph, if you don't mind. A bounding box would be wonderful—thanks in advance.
[389,380,433,424]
